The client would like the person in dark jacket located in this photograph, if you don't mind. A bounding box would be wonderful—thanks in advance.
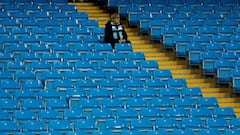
[104,13,130,49]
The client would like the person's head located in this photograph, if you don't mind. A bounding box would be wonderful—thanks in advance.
[110,13,120,24]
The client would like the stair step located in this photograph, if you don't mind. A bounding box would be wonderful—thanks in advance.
[69,2,95,6]
[173,74,202,79]
[185,79,214,83]
[171,69,201,74]
[201,88,231,93]
[88,14,109,17]
[218,103,240,108]
[160,65,187,69]
[134,48,162,52]
[202,93,231,97]
[218,98,240,103]
[188,83,216,88]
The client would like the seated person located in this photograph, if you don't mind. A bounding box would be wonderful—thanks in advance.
[104,13,130,49]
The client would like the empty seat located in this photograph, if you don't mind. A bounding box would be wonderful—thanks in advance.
[22,120,46,132]
[48,120,72,131]
[13,110,38,120]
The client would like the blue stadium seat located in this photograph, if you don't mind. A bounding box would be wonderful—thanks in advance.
[125,97,146,108]
[48,120,72,131]
[140,60,159,71]
[39,89,63,99]
[205,43,224,53]
[206,118,229,129]
[39,109,63,120]
[15,71,36,82]
[145,79,167,90]
[215,60,234,83]
[0,99,18,110]
[179,27,197,36]
[53,61,72,72]
[181,118,204,129]
[45,98,68,110]
[94,43,113,55]
[89,88,111,99]
[77,79,98,90]
[152,13,171,22]
[105,118,129,130]
[201,51,220,75]
[120,79,143,90]
[0,110,12,121]
[73,43,93,54]
[22,79,43,90]
[52,80,74,90]
[127,52,145,63]
[161,27,178,49]
[0,121,20,132]
[136,88,156,98]
[198,27,216,36]
[99,79,119,90]
[112,87,132,98]
[155,118,177,130]
[114,43,133,53]
[159,88,181,99]
[119,60,139,72]
[75,61,96,72]
[130,70,152,81]
[91,108,113,119]
[230,118,240,129]
[167,78,187,89]
[115,108,138,119]
[152,69,172,81]
[71,12,88,22]
[1,79,20,90]
[233,77,240,93]
[74,119,95,130]
[130,118,153,130]
[0,70,13,80]
[98,60,118,72]
[101,97,124,108]
[181,87,202,99]
[190,107,214,118]
[213,107,236,118]
[149,97,171,108]
[139,107,163,119]
[175,36,192,57]
[128,12,152,27]
[0,89,12,100]
[197,97,218,109]
[63,109,85,120]
[165,108,189,118]
[173,97,196,109]
[13,110,38,120]
[150,27,161,41]
[22,120,46,132]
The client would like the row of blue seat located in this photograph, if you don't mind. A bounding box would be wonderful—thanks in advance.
[0,117,239,133]
[1,86,201,99]
[0,77,186,91]
[0,4,76,13]
[0,97,233,117]
[142,19,240,35]
[0,0,68,4]
[0,106,236,121]
[107,0,240,12]
[1,68,172,80]
[121,5,240,18]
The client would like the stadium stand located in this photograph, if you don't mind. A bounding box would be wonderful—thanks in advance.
[0,0,240,134]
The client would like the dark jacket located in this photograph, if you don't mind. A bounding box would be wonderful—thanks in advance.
[104,21,128,48]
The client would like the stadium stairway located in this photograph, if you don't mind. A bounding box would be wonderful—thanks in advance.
[69,2,240,117]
